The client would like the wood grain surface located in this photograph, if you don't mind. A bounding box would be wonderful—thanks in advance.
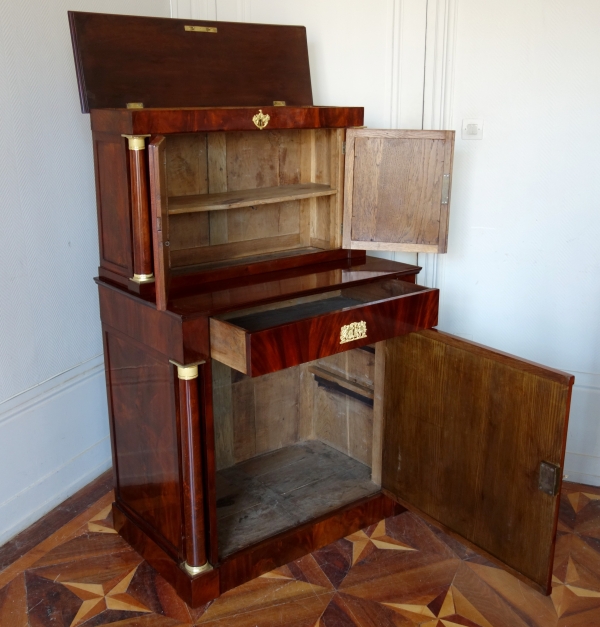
[90,106,364,135]
[211,280,438,376]
[168,183,336,214]
[381,329,573,592]
[343,129,454,253]
[69,12,313,112]
[148,135,170,310]
[105,333,183,557]
[92,132,133,279]
[97,282,208,363]
[167,257,422,317]
[176,373,208,568]
[128,147,154,277]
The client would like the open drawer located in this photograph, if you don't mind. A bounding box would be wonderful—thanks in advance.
[209,279,438,376]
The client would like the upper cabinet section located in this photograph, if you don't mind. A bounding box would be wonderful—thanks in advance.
[68,12,313,112]
[343,129,455,254]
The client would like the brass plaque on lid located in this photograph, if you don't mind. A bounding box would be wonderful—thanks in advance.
[185,25,217,33]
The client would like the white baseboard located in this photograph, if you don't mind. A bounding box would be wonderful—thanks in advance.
[564,452,600,487]
[0,356,112,546]
[563,376,600,487]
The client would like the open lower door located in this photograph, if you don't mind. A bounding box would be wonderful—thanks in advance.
[381,329,573,593]
[343,129,454,253]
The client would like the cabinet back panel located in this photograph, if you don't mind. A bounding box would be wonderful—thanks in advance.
[226,201,301,243]
[166,134,208,197]
[212,348,375,471]
[226,132,281,190]
[212,363,302,470]
[165,129,338,269]
[169,213,210,251]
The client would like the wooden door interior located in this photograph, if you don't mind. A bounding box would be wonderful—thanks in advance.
[380,329,573,593]
[343,129,454,253]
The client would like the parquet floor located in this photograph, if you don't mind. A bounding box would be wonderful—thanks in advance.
[1,481,600,626]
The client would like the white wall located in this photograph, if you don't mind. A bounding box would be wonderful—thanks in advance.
[437,0,600,484]
[0,0,170,546]
[175,0,600,485]
[3,0,597,545]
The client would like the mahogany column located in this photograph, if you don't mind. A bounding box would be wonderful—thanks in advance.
[171,360,212,576]
[122,134,154,283]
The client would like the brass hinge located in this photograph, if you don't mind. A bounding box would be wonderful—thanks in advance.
[185,25,217,33]
[273,100,286,107]
[126,102,144,109]
[342,141,346,155]
[441,174,450,204]
[539,461,561,496]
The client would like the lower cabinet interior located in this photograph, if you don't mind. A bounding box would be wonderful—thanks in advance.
[212,346,382,558]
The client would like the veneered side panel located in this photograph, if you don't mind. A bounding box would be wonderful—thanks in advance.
[105,332,183,556]
[93,133,132,276]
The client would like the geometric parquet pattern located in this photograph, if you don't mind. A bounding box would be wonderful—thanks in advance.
[2,482,600,627]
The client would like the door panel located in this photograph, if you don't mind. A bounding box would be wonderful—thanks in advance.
[343,129,454,253]
[381,329,573,593]
[148,135,170,310]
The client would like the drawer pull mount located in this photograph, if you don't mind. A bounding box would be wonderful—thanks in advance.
[340,321,367,344]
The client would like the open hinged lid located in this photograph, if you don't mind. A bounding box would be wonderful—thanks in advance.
[68,11,313,112]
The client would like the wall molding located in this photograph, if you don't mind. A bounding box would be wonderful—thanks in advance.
[385,0,403,129]
[0,356,111,546]
[565,451,600,487]
[418,0,458,289]
[171,0,251,21]
[0,354,104,426]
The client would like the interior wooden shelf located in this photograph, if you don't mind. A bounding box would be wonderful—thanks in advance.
[216,440,378,557]
[168,183,337,215]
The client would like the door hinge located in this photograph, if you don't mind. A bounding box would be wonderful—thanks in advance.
[342,141,346,155]
[539,461,561,496]
[441,174,450,205]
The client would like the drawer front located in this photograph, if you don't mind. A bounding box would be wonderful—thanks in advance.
[210,284,438,376]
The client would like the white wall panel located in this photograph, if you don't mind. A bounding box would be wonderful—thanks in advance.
[0,0,170,543]
[435,0,600,482]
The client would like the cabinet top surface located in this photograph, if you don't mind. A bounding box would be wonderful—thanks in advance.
[69,11,313,113]
[165,257,422,318]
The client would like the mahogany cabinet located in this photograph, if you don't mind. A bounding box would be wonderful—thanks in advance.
[69,11,573,606]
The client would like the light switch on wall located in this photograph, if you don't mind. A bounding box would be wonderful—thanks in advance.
[462,119,484,140]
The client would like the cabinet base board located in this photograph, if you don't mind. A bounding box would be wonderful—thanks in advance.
[113,492,403,607]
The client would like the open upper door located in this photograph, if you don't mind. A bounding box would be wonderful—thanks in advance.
[343,129,454,253]
[381,329,573,594]
[148,136,170,311]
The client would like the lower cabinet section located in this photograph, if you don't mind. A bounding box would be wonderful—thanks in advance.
[103,299,573,606]
[212,347,382,559]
